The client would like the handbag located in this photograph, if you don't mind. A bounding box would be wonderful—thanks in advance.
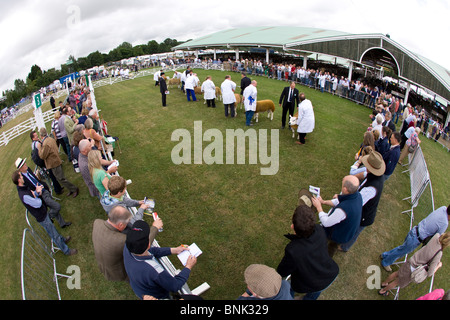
[410,248,442,284]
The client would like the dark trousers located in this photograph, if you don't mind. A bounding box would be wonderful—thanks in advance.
[298,132,307,144]
[281,102,295,127]
[161,93,166,106]
[225,103,235,117]
[51,165,77,193]
[206,99,216,108]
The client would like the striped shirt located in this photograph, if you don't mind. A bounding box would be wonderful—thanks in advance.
[51,119,62,139]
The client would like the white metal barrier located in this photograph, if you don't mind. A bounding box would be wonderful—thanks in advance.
[20,228,70,300]
[393,145,436,300]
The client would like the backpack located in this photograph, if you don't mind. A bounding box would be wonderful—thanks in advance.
[31,141,45,168]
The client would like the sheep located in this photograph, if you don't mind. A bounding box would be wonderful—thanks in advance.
[254,100,275,123]
[194,86,203,95]
[289,112,299,138]
[167,77,180,88]
[215,87,222,101]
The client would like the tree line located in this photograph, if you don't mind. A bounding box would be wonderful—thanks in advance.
[1,38,184,110]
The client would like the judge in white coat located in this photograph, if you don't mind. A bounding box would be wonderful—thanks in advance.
[220,75,237,117]
[243,80,258,126]
[296,93,315,145]
[201,76,216,108]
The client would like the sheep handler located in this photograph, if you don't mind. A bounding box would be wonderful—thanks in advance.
[295,93,315,145]
[243,80,258,126]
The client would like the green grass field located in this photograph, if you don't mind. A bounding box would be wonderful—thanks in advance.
[1,69,448,300]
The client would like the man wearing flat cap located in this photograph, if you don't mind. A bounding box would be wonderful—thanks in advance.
[238,264,293,300]
[123,220,197,300]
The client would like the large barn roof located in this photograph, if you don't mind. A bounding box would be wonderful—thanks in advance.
[174,26,450,106]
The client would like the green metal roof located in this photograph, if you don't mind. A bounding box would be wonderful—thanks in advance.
[174,26,351,49]
[174,26,450,105]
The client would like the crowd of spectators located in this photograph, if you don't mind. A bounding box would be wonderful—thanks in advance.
[11,59,449,301]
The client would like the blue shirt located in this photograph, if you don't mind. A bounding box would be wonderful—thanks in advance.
[123,246,191,300]
[417,206,449,241]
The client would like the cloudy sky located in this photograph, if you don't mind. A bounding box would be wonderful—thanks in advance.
[1,0,449,95]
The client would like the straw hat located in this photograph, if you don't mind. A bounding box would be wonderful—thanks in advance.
[15,157,26,169]
[361,151,385,176]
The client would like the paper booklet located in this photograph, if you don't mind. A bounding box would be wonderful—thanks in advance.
[177,243,202,266]
[309,185,320,197]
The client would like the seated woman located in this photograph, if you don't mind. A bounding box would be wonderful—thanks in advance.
[88,149,117,196]
[83,118,105,151]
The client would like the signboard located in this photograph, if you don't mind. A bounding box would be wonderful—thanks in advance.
[34,93,42,109]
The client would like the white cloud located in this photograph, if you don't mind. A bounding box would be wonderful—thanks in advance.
[1,0,449,96]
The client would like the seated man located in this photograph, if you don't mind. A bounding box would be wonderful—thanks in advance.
[92,205,163,282]
[12,171,77,256]
[123,220,197,300]
[100,175,149,227]
[238,264,293,300]
[15,157,71,228]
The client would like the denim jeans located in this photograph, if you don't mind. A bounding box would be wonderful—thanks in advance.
[186,89,197,101]
[381,227,421,267]
[289,275,337,300]
[39,215,70,254]
[245,111,255,126]
[340,226,366,252]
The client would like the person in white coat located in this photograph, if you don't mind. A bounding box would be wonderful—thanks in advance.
[243,80,258,126]
[201,76,216,108]
[153,69,162,86]
[220,75,237,117]
[185,71,198,102]
[296,93,315,145]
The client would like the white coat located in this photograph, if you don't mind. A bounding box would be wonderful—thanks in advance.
[221,79,237,104]
[185,75,198,90]
[297,99,315,133]
[153,70,161,81]
[201,79,216,100]
[243,84,257,112]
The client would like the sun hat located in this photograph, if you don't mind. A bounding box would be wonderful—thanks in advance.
[15,157,26,169]
[361,151,386,176]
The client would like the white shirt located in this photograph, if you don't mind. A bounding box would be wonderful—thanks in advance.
[296,99,315,133]
[221,79,237,104]
[201,79,216,100]
[153,70,161,81]
[184,75,197,90]
[243,84,257,112]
